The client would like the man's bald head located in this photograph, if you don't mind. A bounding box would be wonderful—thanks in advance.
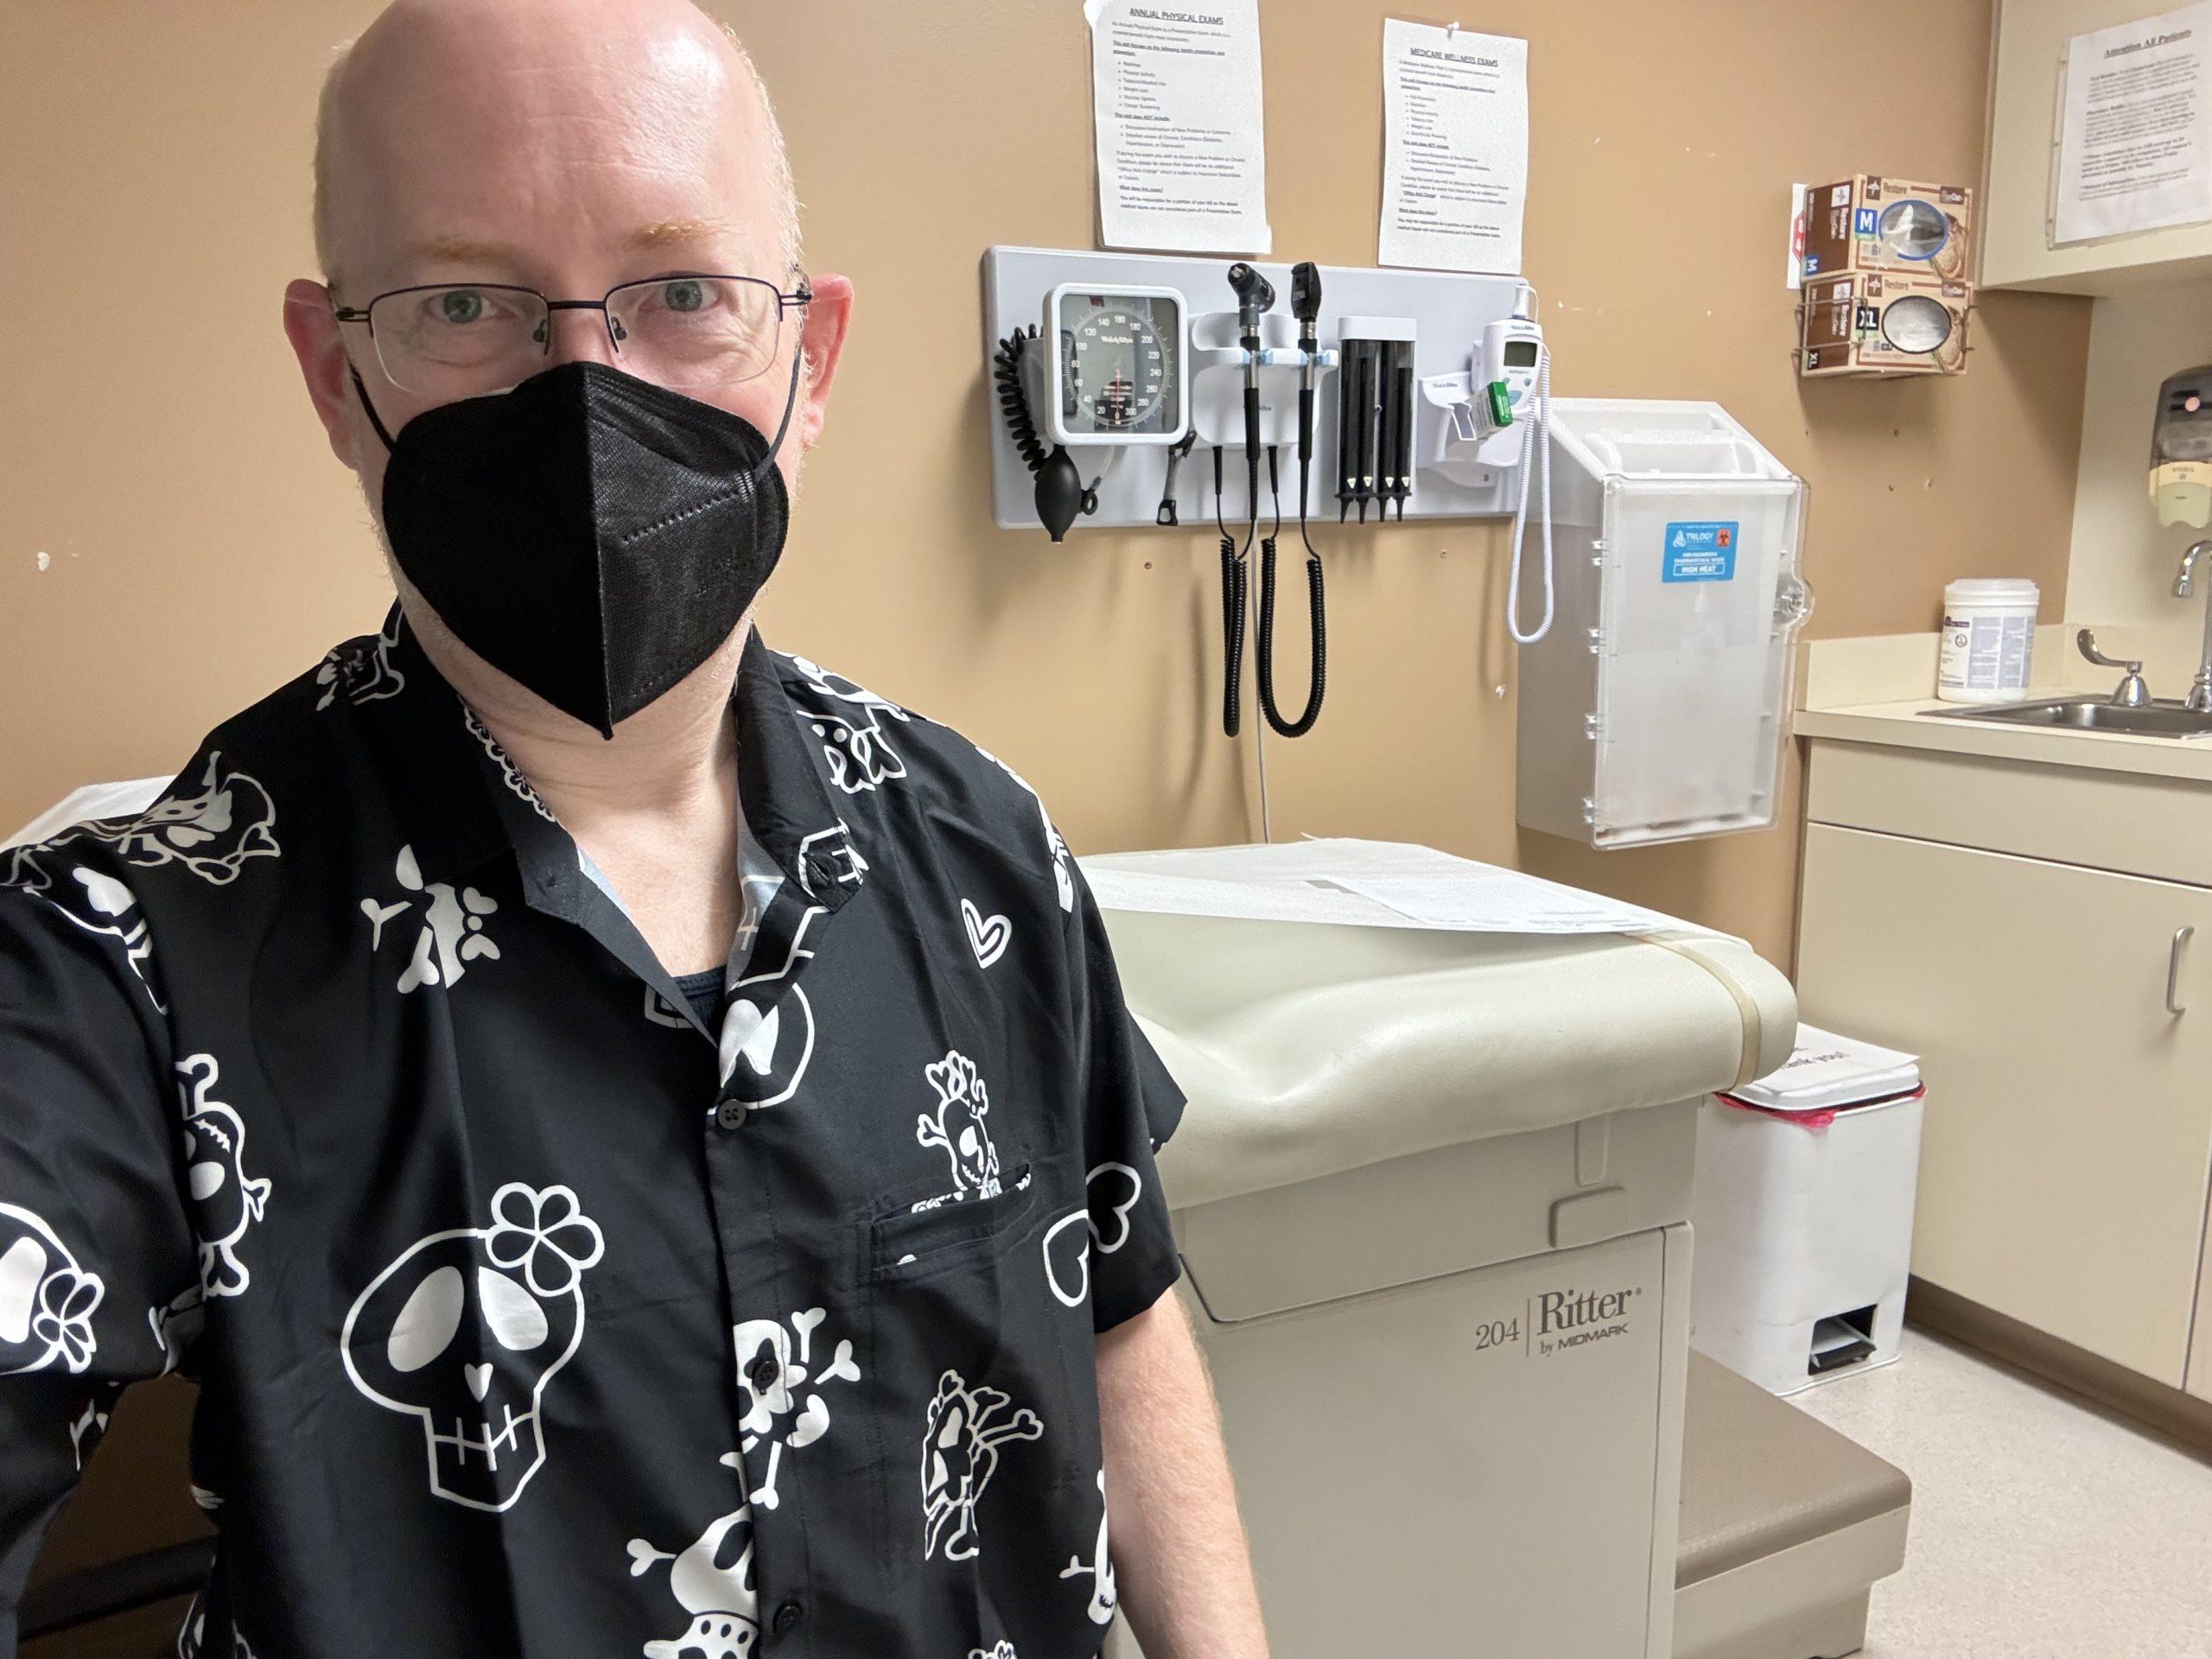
[311,0,800,298]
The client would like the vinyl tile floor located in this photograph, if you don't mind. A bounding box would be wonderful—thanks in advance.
[1786,1327,2212,1659]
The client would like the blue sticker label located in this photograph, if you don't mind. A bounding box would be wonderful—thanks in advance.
[1662,521,1738,583]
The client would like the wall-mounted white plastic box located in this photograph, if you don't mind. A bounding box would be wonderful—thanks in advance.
[1516,400,1814,849]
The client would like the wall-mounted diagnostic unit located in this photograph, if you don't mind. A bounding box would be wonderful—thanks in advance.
[984,246,1541,532]
[985,246,1560,743]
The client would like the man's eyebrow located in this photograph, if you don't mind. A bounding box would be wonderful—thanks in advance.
[628,215,745,251]
[406,234,536,271]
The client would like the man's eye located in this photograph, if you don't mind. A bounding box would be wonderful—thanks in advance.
[436,289,489,325]
[660,279,708,314]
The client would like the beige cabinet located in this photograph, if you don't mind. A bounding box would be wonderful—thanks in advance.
[1984,0,2212,293]
[1797,822,2212,1389]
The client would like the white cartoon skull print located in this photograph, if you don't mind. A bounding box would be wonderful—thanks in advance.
[1060,1469,1118,1624]
[716,902,823,1111]
[787,655,911,795]
[0,1204,104,1377]
[313,610,406,711]
[462,705,556,822]
[0,849,167,1013]
[341,1182,603,1511]
[175,1055,270,1299]
[731,1306,861,1510]
[361,844,501,995]
[919,1370,1043,1561]
[627,1454,760,1659]
[972,744,1074,914]
[76,752,279,886]
[912,1051,1000,1208]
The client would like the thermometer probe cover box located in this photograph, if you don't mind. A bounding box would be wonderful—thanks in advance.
[1801,175,1974,282]
[1800,272,1971,378]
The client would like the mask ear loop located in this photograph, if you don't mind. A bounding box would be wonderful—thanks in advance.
[758,334,806,470]
[348,363,400,454]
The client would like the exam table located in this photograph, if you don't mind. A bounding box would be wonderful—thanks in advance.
[1085,839,1909,1659]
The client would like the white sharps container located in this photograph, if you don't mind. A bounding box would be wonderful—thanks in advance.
[1689,1024,1925,1395]
[1517,400,1815,849]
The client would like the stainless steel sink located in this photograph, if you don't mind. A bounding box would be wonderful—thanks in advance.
[1921,697,2212,738]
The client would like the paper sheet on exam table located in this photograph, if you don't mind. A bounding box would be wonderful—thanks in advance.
[4,777,172,849]
[1079,836,1737,940]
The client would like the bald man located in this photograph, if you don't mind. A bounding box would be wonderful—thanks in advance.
[0,3,1268,1656]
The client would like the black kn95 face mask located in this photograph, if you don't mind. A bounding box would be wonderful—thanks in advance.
[353,354,798,739]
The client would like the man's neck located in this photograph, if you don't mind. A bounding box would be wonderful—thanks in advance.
[400,594,753,974]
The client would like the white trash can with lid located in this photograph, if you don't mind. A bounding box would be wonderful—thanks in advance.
[1689,1024,1925,1395]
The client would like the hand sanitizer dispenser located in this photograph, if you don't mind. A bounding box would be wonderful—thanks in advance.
[2151,366,2212,529]
[1516,400,1813,849]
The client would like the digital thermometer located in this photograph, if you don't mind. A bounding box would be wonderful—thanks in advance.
[1475,314,1545,465]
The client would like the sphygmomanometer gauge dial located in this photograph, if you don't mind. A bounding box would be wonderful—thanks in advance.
[1046,283,1187,447]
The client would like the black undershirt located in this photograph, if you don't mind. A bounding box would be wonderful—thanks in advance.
[673,966,722,1029]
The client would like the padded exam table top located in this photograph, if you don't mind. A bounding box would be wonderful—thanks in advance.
[1084,838,1797,1211]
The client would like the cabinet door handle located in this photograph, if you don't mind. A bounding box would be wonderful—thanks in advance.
[2168,925,2194,1017]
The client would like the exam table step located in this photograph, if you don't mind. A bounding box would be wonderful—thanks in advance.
[1673,1351,1912,1659]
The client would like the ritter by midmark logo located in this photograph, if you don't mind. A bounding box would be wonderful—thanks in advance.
[1535,1282,1643,1357]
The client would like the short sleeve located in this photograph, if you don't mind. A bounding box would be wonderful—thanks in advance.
[0,877,200,1646]
[1062,855,1187,1334]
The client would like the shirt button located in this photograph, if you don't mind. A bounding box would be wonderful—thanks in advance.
[715,1100,747,1131]
[772,1598,804,1636]
[747,1353,780,1391]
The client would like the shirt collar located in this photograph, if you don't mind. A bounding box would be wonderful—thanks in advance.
[364,604,868,916]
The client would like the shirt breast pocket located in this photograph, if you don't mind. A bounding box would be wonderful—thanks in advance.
[865,1163,1041,1285]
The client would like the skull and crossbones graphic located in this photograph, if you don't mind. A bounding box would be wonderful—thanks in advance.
[1059,1469,1118,1625]
[786,655,912,795]
[0,1202,104,1377]
[0,850,168,1013]
[313,610,407,712]
[75,751,280,886]
[919,1370,1044,1562]
[174,1591,257,1658]
[627,1455,760,1659]
[972,743,1074,914]
[912,1050,1001,1211]
[361,843,502,995]
[731,1306,861,1510]
[340,1182,604,1511]
[176,1054,271,1299]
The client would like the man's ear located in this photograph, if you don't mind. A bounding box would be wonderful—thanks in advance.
[793,273,854,451]
[283,278,361,468]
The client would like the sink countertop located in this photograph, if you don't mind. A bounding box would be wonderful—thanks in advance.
[1795,624,2212,785]
[1794,694,2212,784]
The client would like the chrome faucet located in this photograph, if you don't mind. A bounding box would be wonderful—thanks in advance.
[2177,540,2212,712]
[2078,629,2150,706]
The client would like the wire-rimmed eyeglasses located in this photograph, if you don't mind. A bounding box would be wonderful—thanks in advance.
[332,272,812,397]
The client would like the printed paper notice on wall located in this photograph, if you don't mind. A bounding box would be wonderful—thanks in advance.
[2053,2,2212,245]
[1085,0,1272,255]
[1378,18,1528,274]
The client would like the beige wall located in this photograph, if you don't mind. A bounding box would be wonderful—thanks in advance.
[1,0,2091,973]
[2065,286,2212,629]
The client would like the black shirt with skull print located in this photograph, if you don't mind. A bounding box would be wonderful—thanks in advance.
[0,607,1185,1659]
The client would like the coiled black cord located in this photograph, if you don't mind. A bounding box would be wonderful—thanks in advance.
[1256,445,1326,736]
[1214,446,1248,737]
[992,327,1047,474]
